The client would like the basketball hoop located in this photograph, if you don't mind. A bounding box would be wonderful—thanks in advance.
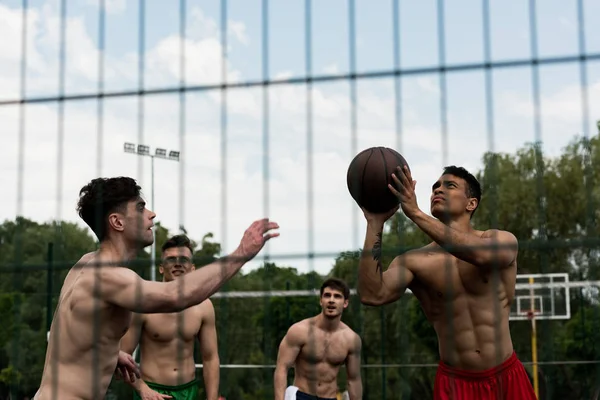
[527,310,535,320]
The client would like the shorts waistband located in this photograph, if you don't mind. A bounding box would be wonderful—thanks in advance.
[295,389,337,400]
[144,378,199,391]
[437,351,520,380]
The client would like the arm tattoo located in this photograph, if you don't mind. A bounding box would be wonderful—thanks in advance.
[372,231,383,274]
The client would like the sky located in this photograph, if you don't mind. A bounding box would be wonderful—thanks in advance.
[1,0,599,278]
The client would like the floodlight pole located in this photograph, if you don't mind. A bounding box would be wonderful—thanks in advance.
[150,154,156,281]
[124,143,180,281]
[528,276,539,399]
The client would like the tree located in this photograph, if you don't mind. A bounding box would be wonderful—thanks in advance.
[0,218,98,398]
[0,130,599,399]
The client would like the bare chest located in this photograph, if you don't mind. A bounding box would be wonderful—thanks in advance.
[412,254,492,299]
[143,310,201,343]
[299,332,348,366]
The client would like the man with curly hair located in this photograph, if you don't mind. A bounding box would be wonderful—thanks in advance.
[34,177,279,400]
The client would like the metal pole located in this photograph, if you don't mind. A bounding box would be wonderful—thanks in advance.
[46,242,54,334]
[151,155,156,281]
[123,142,179,281]
[529,276,539,399]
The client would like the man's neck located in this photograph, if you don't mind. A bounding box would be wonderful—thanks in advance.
[98,238,138,265]
[315,313,341,331]
[441,215,474,234]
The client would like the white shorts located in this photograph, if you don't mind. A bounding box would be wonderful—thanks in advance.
[284,385,299,400]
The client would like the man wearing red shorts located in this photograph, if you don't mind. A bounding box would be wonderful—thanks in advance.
[356,165,537,399]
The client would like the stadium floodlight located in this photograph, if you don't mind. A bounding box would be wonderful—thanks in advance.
[124,142,136,153]
[168,150,180,161]
[123,142,180,281]
[137,144,150,155]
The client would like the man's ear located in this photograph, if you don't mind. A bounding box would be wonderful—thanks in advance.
[108,212,125,233]
[466,198,478,214]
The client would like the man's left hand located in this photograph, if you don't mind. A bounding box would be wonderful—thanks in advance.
[388,165,420,218]
[115,350,141,383]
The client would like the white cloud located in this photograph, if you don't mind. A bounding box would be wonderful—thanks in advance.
[505,81,600,126]
[229,20,249,46]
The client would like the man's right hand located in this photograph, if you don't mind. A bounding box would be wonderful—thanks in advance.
[233,218,279,262]
[361,205,398,227]
[138,386,172,399]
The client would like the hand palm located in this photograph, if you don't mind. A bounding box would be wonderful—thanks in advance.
[237,218,279,260]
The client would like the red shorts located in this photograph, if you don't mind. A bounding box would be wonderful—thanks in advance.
[434,352,537,400]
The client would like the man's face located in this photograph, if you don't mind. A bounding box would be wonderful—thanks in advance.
[429,174,477,221]
[159,246,195,282]
[320,287,348,319]
[119,198,155,248]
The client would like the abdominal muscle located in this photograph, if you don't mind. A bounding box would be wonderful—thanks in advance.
[427,290,514,371]
[293,358,340,398]
[139,341,197,386]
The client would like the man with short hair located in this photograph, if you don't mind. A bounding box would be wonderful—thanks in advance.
[33,177,279,400]
[121,234,220,400]
[357,165,536,399]
[274,278,362,400]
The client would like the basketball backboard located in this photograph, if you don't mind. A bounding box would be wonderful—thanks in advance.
[510,273,571,321]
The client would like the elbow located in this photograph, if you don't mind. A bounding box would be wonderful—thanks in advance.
[273,365,287,380]
[357,288,384,306]
[203,353,219,365]
[347,377,361,386]
[359,295,382,307]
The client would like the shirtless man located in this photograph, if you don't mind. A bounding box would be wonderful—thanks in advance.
[274,278,362,400]
[121,234,220,400]
[34,177,279,400]
[357,165,536,399]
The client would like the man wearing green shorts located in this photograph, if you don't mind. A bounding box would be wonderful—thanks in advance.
[121,235,221,400]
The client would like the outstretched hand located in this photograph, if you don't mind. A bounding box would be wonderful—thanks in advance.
[235,218,280,261]
[389,165,420,218]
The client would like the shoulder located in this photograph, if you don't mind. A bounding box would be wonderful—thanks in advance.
[73,251,97,269]
[284,319,310,341]
[343,325,361,342]
[82,264,141,298]
[200,298,215,310]
[198,298,216,319]
[97,265,140,284]
[342,327,361,351]
[481,229,518,247]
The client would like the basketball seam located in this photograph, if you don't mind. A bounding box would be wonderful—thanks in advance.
[360,149,374,205]
[379,147,389,187]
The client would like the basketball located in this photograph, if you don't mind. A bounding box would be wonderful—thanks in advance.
[346,147,411,213]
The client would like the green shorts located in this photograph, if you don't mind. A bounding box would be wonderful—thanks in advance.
[133,379,200,400]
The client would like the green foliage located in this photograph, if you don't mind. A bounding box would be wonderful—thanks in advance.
[0,132,599,398]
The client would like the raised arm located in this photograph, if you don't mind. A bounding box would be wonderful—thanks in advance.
[357,218,415,306]
[274,324,303,400]
[101,219,279,313]
[345,334,362,400]
[198,300,220,400]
